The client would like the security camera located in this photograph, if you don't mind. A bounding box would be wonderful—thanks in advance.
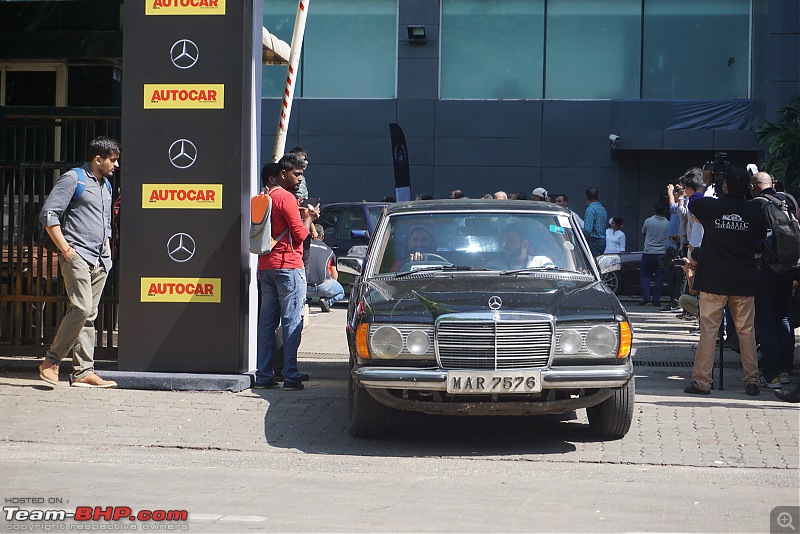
[609,134,620,148]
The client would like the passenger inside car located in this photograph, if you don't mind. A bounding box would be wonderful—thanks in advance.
[487,223,555,270]
[373,213,590,275]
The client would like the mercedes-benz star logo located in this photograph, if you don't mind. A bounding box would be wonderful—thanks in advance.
[170,39,199,69]
[167,233,196,263]
[168,139,197,169]
[488,296,502,310]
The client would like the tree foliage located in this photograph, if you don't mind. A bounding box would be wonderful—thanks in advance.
[756,93,800,188]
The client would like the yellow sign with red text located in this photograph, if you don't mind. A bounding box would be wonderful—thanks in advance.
[144,84,224,109]
[141,278,221,303]
[142,184,222,209]
[146,0,225,15]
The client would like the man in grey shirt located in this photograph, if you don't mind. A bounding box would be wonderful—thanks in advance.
[639,203,669,306]
[38,137,119,388]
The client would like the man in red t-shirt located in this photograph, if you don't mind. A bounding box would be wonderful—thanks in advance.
[255,153,318,390]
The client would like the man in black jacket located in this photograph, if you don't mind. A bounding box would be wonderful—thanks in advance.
[684,165,766,396]
[750,172,799,389]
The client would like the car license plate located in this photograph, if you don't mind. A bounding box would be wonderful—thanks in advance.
[446,370,542,394]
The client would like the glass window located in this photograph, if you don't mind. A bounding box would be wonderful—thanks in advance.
[68,66,121,107]
[262,0,303,98]
[367,206,385,229]
[262,0,397,98]
[318,206,342,237]
[643,0,750,100]
[336,208,367,240]
[545,0,640,99]
[441,0,544,99]
[5,71,56,106]
[373,212,592,275]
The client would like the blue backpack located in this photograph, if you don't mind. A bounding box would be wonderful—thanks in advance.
[37,167,113,253]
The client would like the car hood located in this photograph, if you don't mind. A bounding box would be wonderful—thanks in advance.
[361,274,624,323]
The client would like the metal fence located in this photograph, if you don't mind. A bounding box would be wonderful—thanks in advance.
[0,107,121,357]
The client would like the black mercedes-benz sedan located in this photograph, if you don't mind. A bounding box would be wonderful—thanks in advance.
[340,199,634,439]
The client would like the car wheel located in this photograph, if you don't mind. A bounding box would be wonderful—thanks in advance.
[601,270,623,295]
[347,362,388,438]
[586,378,635,439]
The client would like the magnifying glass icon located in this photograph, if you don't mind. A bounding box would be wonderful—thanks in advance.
[778,512,796,531]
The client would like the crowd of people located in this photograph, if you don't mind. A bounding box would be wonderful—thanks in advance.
[438,186,622,257]
[409,169,800,403]
[34,139,798,402]
[645,162,800,402]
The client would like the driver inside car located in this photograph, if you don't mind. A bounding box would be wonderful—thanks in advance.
[392,226,437,271]
[489,223,555,270]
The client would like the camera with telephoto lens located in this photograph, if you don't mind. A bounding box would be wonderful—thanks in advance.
[703,152,730,189]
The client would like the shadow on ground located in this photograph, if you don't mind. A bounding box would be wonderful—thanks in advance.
[253,361,647,457]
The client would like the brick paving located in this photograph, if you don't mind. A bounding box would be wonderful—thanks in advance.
[0,302,797,470]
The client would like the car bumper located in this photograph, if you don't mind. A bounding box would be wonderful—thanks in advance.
[353,362,633,391]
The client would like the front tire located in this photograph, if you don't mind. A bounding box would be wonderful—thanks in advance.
[348,363,388,438]
[587,378,635,439]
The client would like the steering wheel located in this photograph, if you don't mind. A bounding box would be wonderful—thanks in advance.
[417,253,449,263]
[397,253,452,273]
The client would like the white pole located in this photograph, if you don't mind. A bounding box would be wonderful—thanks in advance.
[272,0,309,162]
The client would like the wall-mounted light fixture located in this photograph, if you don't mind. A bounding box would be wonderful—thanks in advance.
[407,25,426,43]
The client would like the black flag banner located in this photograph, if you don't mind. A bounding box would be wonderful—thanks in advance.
[389,122,411,201]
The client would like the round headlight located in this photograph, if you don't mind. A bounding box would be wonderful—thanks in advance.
[559,330,582,354]
[585,325,616,356]
[406,330,430,355]
[371,326,403,358]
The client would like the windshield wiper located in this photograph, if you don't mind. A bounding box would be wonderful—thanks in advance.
[394,265,490,278]
[500,266,585,275]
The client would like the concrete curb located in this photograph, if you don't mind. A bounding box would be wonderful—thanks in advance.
[97,370,254,392]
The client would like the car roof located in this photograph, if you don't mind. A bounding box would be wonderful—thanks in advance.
[384,199,569,216]
[321,202,389,209]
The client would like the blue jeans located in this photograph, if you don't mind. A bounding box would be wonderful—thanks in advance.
[640,253,665,305]
[587,237,606,257]
[256,269,306,384]
[307,278,345,307]
[754,268,794,381]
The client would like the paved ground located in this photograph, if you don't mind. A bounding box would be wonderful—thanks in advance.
[0,299,798,532]
[1,303,797,468]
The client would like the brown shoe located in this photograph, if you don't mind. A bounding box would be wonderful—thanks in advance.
[71,373,117,388]
[39,360,60,386]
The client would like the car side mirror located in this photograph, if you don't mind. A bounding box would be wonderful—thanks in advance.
[350,229,369,240]
[338,257,363,276]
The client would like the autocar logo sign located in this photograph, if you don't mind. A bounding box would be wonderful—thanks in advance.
[488,296,502,310]
[170,39,199,69]
[167,233,196,263]
[168,139,197,169]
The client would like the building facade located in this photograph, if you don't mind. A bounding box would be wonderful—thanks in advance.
[0,0,797,351]
[260,0,799,246]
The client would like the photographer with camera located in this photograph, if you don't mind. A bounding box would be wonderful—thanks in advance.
[675,248,700,319]
[684,165,766,397]
[702,152,730,199]
[663,183,687,312]
[667,180,688,251]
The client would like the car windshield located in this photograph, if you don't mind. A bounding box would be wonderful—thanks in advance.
[367,206,384,228]
[371,211,594,275]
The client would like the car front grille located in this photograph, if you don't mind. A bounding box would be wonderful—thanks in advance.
[436,320,552,370]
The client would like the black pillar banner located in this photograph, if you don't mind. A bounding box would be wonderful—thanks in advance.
[119,0,259,373]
